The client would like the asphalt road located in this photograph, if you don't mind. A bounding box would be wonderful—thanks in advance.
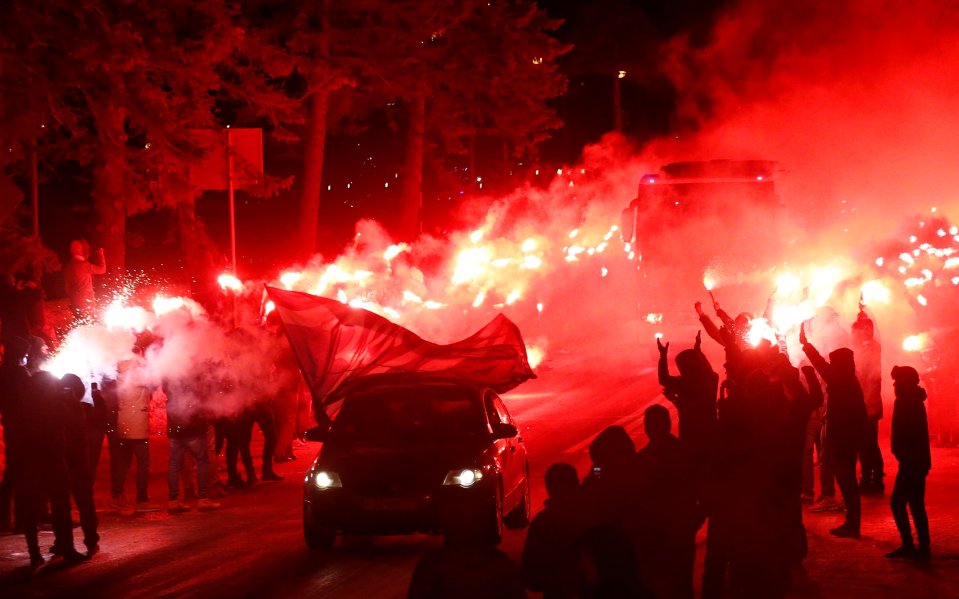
[1,356,958,599]
[0,357,660,599]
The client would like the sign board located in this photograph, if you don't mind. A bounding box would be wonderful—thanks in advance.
[188,128,263,191]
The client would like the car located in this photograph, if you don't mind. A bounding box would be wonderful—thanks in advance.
[302,374,531,549]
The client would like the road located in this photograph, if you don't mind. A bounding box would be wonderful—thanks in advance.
[1,356,958,598]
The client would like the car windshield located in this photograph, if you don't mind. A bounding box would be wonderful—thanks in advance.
[331,385,488,441]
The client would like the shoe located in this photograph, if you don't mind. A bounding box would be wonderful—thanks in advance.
[29,554,45,569]
[167,499,190,513]
[60,548,90,564]
[86,544,99,559]
[112,496,136,516]
[197,498,221,511]
[136,501,161,513]
[829,525,860,539]
[226,477,246,489]
[262,472,284,482]
[885,544,916,558]
[916,545,931,560]
[811,496,844,513]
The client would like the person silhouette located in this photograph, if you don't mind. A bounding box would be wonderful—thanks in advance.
[521,462,585,599]
[800,323,867,538]
[886,366,931,560]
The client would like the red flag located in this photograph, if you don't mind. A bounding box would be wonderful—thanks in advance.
[265,286,536,417]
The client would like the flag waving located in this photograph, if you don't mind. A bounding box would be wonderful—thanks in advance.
[265,286,536,418]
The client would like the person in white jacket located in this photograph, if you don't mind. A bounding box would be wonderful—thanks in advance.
[111,346,158,514]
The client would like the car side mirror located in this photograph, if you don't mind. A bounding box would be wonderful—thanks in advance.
[491,422,518,439]
[304,426,328,442]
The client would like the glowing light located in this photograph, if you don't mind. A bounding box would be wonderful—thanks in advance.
[451,247,492,284]
[520,255,543,269]
[536,303,544,313]
[899,252,914,265]
[556,168,563,175]
[775,273,802,296]
[644,313,663,324]
[875,257,884,267]
[903,334,928,352]
[617,70,626,79]
[744,318,777,347]
[153,296,204,318]
[909,235,918,243]
[917,294,928,306]
[469,229,484,243]
[505,289,522,305]
[521,238,537,253]
[103,301,150,333]
[904,277,925,288]
[703,274,716,291]
[263,300,276,315]
[526,345,544,369]
[808,266,842,306]
[402,290,423,304]
[280,271,303,289]
[218,273,244,292]
[568,229,579,239]
[472,291,487,308]
[860,280,890,305]
[383,243,409,262]
[565,246,585,262]
[654,332,664,340]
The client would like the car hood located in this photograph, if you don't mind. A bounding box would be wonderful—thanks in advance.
[316,436,495,490]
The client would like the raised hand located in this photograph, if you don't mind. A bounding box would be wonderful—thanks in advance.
[694,301,704,317]
[694,330,702,351]
[799,322,808,346]
[657,337,669,355]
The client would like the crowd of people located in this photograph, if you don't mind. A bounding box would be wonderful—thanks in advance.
[0,332,307,568]
[0,240,307,570]
[408,299,934,599]
[0,240,938,595]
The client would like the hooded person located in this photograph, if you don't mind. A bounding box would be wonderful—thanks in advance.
[657,331,719,467]
[801,324,867,538]
[886,366,932,560]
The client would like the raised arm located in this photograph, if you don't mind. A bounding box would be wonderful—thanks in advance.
[657,337,681,402]
[799,323,830,381]
[801,365,824,410]
[696,302,725,346]
[90,248,107,275]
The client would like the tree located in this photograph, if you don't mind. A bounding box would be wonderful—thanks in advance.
[0,0,285,277]
[335,0,567,241]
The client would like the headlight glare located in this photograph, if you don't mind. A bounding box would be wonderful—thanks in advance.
[443,468,484,488]
[313,471,343,489]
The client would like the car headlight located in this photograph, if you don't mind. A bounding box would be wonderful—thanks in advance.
[443,468,484,488]
[311,471,343,489]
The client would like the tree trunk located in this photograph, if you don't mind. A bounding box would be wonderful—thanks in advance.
[398,93,425,242]
[93,106,127,280]
[298,87,329,257]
